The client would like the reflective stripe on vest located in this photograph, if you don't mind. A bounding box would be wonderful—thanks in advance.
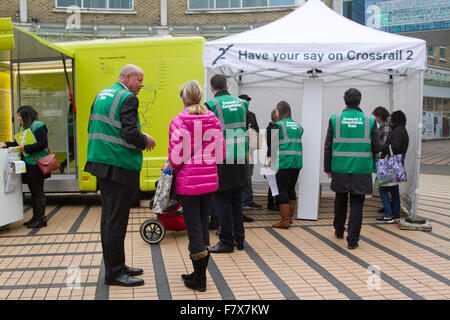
[88,89,138,149]
[279,121,303,144]
[88,133,138,149]
[279,150,303,156]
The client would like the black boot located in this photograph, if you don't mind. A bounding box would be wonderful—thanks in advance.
[27,194,47,229]
[184,250,209,292]
[27,217,47,229]
[23,208,37,226]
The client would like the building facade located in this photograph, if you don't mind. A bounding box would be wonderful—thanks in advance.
[343,0,450,139]
[1,0,449,138]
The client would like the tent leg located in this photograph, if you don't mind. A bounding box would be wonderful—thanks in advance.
[297,79,324,221]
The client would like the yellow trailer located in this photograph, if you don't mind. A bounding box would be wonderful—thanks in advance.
[0,18,205,192]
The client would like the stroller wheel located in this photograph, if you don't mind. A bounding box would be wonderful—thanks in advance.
[140,219,166,244]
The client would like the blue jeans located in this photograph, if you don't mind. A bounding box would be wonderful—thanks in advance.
[378,185,400,219]
[241,164,254,204]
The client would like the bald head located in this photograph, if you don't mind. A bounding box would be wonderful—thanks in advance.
[119,64,143,80]
[118,64,144,95]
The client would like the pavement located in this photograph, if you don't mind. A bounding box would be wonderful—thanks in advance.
[0,140,449,300]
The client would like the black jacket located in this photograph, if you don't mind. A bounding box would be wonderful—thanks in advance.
[266,122,278,158]
[5,124,51,184]
[206,90,249,192]
[381,124,409,162]
[84,94,148,188]
[324,106,382,195]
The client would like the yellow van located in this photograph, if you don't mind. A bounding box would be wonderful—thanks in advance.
[0,18,205,192]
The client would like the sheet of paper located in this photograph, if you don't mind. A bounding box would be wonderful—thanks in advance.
[14,161,26,174]
[261,166,279,196]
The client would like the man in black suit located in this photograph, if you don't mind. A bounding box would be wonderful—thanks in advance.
[85,64,156,286]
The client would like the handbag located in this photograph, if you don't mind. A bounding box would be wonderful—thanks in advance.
[30,147,61,175]
[376,145,407,187]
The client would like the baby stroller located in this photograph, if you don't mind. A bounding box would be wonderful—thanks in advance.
[139,167,187,244]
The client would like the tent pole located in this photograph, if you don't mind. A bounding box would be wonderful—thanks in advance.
[204,68,209,101]
[411,70,424,219]
[298,78,324,221]
[389,70,394,113]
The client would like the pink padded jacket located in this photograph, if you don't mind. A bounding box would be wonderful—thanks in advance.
[168,109,225,196]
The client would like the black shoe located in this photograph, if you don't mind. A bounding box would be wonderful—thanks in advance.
[267,205,280,211]
[376,217,394,224]
[211,242,234,253]
[348,243,359,250]
[243,202,263,210]
[377,208,385,213]
[122,265,143,276]
[335,231,344,239]
[105,273,144,287]
[23,216,37,226]
[243,215,254,222]
[235,242,244,250]
[27,217,47,229]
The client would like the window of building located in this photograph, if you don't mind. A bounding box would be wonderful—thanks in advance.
[56,0,133,9]
[428,46,434,58]
[188,0,296,10]
[440,46,446,60]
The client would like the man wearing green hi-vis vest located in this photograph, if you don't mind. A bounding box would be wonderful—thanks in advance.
[205,74,249,253]
[85,64,156,287]
[324,88,382,250]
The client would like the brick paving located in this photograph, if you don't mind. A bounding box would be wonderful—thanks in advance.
[0,140,449,300]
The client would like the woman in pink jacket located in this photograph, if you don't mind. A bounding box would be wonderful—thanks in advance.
[168,80,225,292]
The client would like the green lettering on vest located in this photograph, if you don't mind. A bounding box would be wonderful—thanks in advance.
[206,94,248,163]
[273,118,303,170]
[331,109,375,174]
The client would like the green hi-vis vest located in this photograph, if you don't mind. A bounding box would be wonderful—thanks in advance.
[275,118,303,170]
[87,82,143,171]
[206,95,248,163]
[331,109,376,174]
[23,121,49,165]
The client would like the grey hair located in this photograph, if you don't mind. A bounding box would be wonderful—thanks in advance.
[271,108,277,122]
[119,64,143,79]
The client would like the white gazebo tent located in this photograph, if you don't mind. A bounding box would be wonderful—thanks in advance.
[203,0,426,220]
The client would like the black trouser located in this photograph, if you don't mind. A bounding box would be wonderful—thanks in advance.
[333,192,365,245]
[98,178,135,280]
[27,181,46,219]
[179,193,213,255]
[215,187,245,247]
[276,169,300,204]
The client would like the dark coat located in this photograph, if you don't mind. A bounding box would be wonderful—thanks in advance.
[324,106,382,195]
[205,90,249,192]
[84,93,148,188]
[381,124,409,163]
[5,124,51,184]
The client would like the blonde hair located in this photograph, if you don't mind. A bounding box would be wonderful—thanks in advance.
[180,80,207,115]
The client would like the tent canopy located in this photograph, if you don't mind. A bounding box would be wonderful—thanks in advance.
[203,0,426,220]
[203,0,426,72]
